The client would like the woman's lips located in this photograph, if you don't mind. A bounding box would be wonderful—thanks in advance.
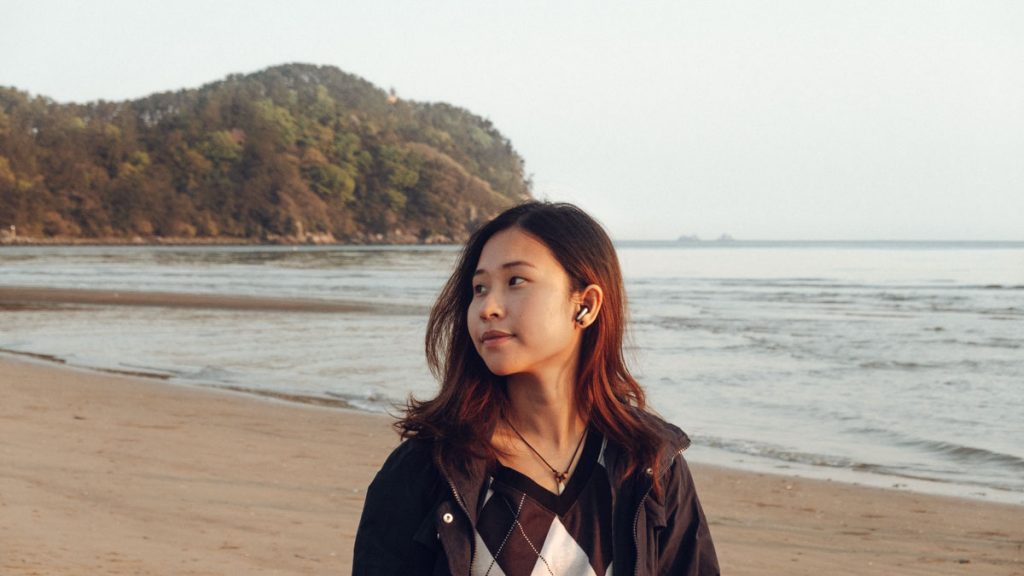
[481,330,513,347]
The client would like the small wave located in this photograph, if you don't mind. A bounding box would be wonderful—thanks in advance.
[899,438,1024,472]
[964,338,1023,350]
[981,284,1024,290]
[702,433,1024,495]
[701,437,857,469]
[848,462,1024,494]
[181,365,241,384]
[858,360,930,370]
[843,462,1021,493]
[843,426,1024,472]
[0,347,68,364]
[326,389,398,414]
[878,292,917,302]
[925,336,1023,350]
[217,385,354,409]
[746,292,855,305]
[94,366,172,380]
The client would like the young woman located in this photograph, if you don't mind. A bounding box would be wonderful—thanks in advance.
[353,202,718,575]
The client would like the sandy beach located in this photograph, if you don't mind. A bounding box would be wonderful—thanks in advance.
[1,354,1021,575]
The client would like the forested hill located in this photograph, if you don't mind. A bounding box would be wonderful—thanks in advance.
[0,64,531,243]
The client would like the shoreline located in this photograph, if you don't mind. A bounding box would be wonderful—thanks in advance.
[0,235,459,247]
[0,235,269,246]
[2,354,1021,575]
[0,348,357,410]
[4,339,1022,507]
[6,347,1024,507]
[0,285,428,315]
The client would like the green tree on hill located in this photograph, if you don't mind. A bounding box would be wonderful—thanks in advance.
[0,63,531,243]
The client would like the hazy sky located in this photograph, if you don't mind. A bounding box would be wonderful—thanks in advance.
[2,1,1022,240]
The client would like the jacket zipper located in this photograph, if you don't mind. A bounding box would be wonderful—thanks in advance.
[444,475,475,575]
[632,484,654,576]
[633,449,686,576]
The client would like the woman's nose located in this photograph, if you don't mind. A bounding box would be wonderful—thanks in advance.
[478,291,504,319]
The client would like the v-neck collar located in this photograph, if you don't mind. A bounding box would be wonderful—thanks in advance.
[491,428,603,517]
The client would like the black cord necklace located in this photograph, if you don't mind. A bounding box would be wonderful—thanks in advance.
[505,419,587,494]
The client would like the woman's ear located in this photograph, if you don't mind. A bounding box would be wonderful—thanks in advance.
[575,284,604,327]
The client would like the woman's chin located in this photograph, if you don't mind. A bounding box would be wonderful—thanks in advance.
[482,359,521,377]
[485,364,515,377]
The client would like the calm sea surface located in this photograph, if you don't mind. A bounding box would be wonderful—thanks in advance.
[1,242,1022,503]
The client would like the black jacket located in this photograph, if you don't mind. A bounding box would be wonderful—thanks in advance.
[353,415,719,575]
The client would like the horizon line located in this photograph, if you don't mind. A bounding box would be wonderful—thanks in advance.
[611,238,1024,244]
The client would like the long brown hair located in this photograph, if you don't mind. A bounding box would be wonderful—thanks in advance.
[398,201,665,480]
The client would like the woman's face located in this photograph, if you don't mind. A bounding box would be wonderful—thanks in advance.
[467,227,582,379]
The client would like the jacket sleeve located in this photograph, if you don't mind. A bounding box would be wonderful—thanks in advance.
[352,440,441,575]
[656,453,720,575]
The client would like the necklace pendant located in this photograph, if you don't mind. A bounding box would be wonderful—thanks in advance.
[554,471,569,494]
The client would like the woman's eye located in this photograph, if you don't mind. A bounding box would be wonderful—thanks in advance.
[473,283,488,295]
[509,276,525,286]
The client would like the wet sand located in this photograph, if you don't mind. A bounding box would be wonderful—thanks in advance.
[0,286,425,314]
[1,355,1021,575]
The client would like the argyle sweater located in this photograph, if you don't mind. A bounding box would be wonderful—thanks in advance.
[471,430,613,576]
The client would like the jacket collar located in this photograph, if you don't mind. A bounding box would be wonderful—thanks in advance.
[434,410,691,523]
[434,445,489,525]
[601,408,692,483]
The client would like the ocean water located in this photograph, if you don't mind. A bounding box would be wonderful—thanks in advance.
[1,242,1022,504]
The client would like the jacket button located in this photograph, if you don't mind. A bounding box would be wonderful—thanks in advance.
[442,512,454,524]
[645,467,653,476]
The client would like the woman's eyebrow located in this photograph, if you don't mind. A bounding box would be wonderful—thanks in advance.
[473,260,537,276]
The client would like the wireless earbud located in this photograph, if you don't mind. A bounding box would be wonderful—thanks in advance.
[575,306,589,323]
